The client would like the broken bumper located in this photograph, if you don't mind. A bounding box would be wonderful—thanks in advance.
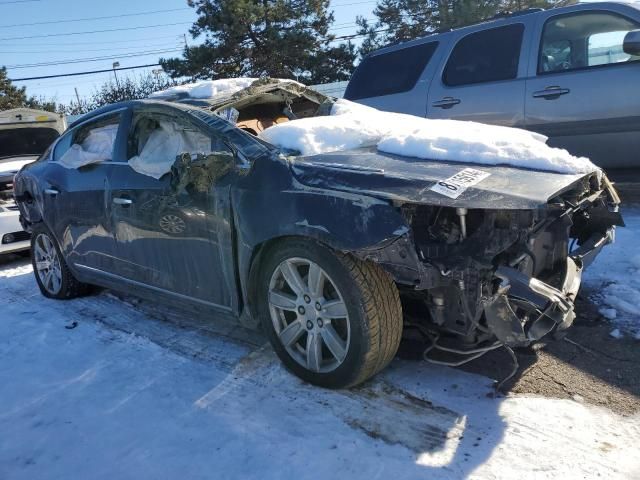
[484,227,615,347]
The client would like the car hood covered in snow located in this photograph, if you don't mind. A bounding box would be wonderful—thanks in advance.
[289,147,595,210]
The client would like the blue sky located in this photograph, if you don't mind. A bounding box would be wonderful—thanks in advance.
[2,0,377,106]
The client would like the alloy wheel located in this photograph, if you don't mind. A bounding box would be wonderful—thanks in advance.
[33,233,63,295]
[268,257,351,373]
[159,214,186,234]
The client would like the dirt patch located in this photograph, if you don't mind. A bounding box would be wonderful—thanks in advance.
[340,381,463,453]
[401,296,640,416]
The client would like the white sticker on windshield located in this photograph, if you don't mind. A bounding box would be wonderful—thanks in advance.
[430,168,491,199]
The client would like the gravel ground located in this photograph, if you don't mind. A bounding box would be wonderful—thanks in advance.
[398,293,640,417]
[461,295,640,416]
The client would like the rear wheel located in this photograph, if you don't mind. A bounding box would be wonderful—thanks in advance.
[257,238,403,388]
[31,224,91,299]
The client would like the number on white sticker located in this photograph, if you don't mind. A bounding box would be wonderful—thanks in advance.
[430,168,490,199]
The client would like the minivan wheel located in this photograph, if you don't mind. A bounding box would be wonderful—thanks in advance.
[30,224,91,299]
[257,238,403,389]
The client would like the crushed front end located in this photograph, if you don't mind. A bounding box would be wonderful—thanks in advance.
[357,172,623,351]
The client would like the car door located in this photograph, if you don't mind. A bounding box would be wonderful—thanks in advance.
[525,6,640,168]
[44,109,126,273]
[426,21,532,127]
[108,105,237,310]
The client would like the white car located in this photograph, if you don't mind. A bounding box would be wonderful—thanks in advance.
[0,108,66,255]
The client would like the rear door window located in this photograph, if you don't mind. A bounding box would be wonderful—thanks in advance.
[53,112,122,168]
[443,24,525,86]
[538,12,640,74]
[344,42,439,100]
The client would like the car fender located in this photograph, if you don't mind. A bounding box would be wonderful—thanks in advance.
[230,155,410,325]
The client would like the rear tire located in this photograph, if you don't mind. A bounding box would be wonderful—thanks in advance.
[257,238,403,388]
[30,223,91,299]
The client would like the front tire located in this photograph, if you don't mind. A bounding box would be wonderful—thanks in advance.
[31,224,91,299]
[257,238,403,388]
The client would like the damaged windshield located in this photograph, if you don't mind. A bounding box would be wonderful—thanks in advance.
[0,128,60,158]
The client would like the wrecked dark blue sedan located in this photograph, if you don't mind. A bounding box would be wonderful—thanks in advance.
[14,79,623,388]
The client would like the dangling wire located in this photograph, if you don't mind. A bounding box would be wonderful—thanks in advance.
[405,322,520,393]
[495,345,519,393]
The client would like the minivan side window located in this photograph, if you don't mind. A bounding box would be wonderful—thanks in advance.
[538,12,640,74]
[344,42,439,100]
[443,24,524,87]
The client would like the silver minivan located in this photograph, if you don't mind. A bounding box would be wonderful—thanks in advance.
[344,1,640,168]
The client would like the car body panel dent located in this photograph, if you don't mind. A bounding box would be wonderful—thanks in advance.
[289,147,592,210]
[229,152,412,320]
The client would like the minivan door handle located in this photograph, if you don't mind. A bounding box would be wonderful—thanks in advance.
[532,86,570,100]
[432,97,461,109]
[112,197,133,206]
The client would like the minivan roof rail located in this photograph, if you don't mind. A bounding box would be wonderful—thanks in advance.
[489,8,545,20]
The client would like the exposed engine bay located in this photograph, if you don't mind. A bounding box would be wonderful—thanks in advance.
[355,172,623,372]
[0,177,14,208]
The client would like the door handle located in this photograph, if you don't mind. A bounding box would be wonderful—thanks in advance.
[112,197,133,206]
[44,188,59,196]
[532,86,570,100]
[432,97,461,109]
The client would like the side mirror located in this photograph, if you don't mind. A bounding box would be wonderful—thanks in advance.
[623,30,640,56]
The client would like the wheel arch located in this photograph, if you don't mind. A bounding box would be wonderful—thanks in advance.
[231,170,412,325]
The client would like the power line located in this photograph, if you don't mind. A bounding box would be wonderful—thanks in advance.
[0,34,183,47]
[0,41,182,54]
[10,64,162,82]
[332,0,377,7]
[0,21,193,42]
[0,0,40,4]
[0,7,192,28]
[6,48,183,69]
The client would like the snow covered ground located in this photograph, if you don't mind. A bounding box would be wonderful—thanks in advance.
[1,208,640,480]
[583,206,640,339]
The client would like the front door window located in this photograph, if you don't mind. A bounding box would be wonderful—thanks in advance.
[539,12,640,74]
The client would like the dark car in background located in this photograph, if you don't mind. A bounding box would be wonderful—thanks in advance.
[13,80,622,388]
[345,1,640,169]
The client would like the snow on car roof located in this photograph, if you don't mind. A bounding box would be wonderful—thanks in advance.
[150,78,258,99]
[259,99,598,175]
[149,77,303,100]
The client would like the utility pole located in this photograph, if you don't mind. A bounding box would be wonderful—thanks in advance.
[183,34,189,49]
[74,87,81,105]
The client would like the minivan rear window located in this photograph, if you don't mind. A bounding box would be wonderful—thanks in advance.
[344,42,439,100]
[443,24,524,87]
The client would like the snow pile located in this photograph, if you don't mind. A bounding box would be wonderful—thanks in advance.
[584,207,640,338]
[259,99,598,174]
[58,124,118,169]
[150,78,258,99]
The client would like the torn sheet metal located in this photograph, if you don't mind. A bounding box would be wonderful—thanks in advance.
[170,152,234,194]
